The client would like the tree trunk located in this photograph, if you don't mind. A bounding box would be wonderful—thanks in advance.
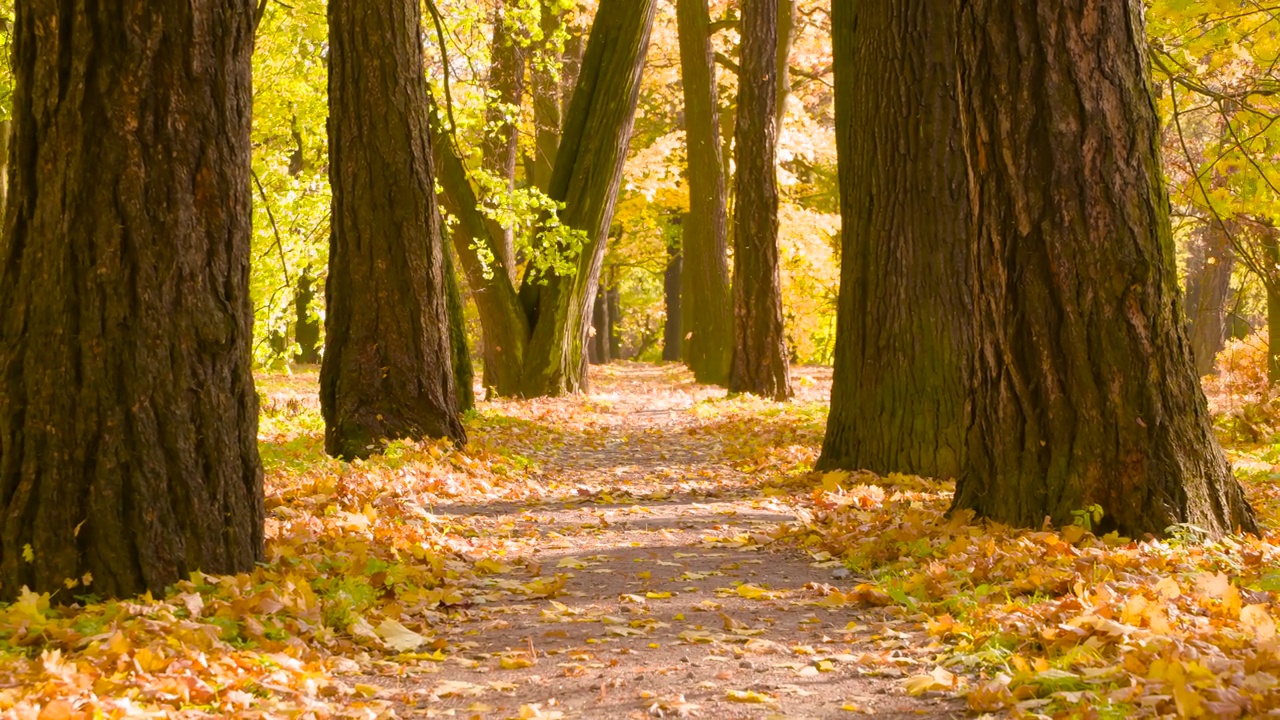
[0,120,10,217]
[294,269,321,364]
[676,0,733,385]
[531,1,568,192]
[444,244,476,411]
[776,0,796,129]
[435,0,653,398]
[608,286,623,361]
[663,243,683,362]
[1184,221,1234,377]
[729,0,793,400]
[0,0,263,600]
[950,0,1256,538]
[430,100,530,398]
[323,0,465,459]
[482,1,524,281]
[515,0,657,396]
[816,1,969,479]
[1265,228,1280,385]
[590,288,611,364]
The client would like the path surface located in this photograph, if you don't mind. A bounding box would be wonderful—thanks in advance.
[358,366,965,719]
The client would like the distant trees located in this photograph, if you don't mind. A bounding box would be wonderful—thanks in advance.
[322,0,466,458]
[675,0,733,385]
[818,1,969,479]
[729,0,794,401]
[947,0,1255,537]
[436,0,658,397]
[0,0,263,599]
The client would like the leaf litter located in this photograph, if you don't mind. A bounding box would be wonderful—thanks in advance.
[8,362,1280,718]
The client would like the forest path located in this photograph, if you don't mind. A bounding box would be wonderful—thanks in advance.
[370,365,964,719]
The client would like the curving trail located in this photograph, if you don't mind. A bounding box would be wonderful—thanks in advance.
[361,365,964,719]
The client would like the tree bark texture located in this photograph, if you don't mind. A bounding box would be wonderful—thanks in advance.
[482,1,525,281]
[729,0,793,400]
[950,0,1256,537]
[1184,221,1234,377]
[676,0,733,385]
[663,244,683,362]
[0,0,263,600]
[516,0,657,396]
[323,0,465,459]
[817,1,969,479]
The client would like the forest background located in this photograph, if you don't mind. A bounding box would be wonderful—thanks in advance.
[55,0,1280,383]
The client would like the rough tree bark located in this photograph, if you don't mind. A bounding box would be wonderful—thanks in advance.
[676,0,733,385]
[950,0,1256,537]
[0,0,263,600]
[1185,221,1234,376]
[729,0,793,400]
[817,1,969,479]
[323,0,465,459]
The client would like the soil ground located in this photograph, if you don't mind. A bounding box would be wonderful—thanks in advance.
[351,365,967,719]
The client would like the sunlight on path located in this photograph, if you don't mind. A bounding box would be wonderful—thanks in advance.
[357,364,963,719]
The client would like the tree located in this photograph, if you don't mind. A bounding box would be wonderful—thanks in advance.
[729,0,793,400]
[675,0,733,385]
[323,0,466,459]
[438,0,658,397]
[1185,220,1234,376]
[950,0,1256,537]
[0,0,263,600]
[817,2,969,478]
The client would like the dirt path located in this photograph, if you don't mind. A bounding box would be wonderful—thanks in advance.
[361,366,965,719]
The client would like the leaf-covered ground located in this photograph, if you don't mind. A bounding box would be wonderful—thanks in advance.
[2,364,1279,719]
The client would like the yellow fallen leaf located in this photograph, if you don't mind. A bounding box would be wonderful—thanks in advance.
[500,654,535,670]
[645,591,672,599]
[726,689,778,706]
[376,618,428,652]
[904,666,956,696]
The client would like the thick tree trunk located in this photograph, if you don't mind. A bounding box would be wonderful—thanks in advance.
[663,243,683,362]
[1184,221,1234,376]
[0,0,263,600]
[729,0,793,400]
[950,0,1255,537]
[817,2,969,479]
[482,1,524,281]
[323,0,465,459]
[294,269,321,364]
[676,0,733,385]
[516,0,657,396]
